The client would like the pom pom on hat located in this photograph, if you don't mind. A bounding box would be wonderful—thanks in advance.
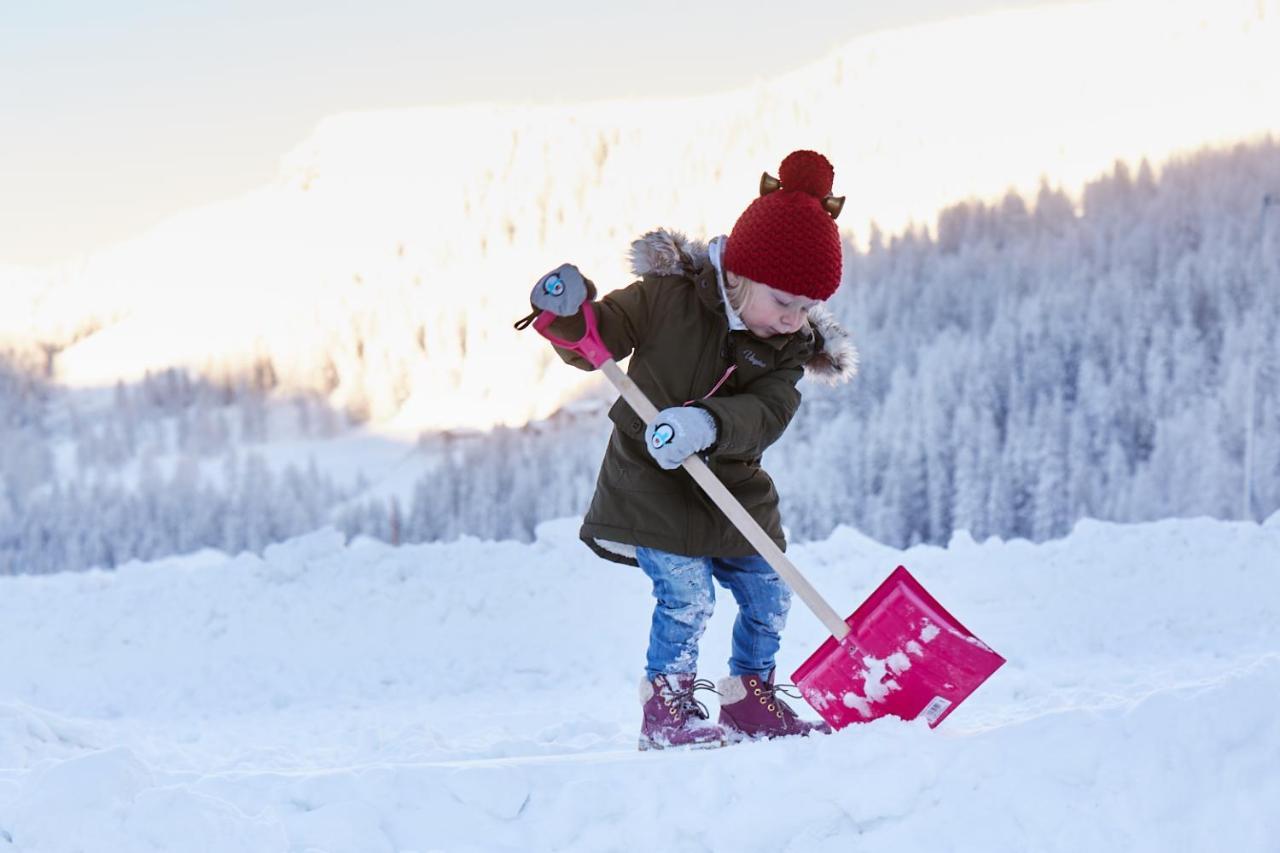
[777,150,834,198]
[723,150,844,302]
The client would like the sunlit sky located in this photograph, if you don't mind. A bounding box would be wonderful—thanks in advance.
[0,0,1075,267]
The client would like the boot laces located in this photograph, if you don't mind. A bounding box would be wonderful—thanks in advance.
[666,678,719,720]
[759,680,803,719]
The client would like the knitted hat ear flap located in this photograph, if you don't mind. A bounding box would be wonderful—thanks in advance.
[723,150,844,302]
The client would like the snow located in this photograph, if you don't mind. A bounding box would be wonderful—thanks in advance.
[0,516,1277,850]
[886,652,911,673]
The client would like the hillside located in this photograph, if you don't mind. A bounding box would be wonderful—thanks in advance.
[4,0,1278,431]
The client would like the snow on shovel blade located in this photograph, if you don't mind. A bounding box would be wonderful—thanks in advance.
[791,565,1004,730]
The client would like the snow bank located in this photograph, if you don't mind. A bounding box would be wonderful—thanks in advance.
[0,515,1277,851]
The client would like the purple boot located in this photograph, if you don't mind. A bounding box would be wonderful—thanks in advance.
[638,673,727,751]
[717,669,832,741]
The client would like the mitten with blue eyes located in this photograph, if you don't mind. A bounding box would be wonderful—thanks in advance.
[644,406,718,470]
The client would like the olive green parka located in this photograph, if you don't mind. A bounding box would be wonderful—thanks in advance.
[547,228,857,566]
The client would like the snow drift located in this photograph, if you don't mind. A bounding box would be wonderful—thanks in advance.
[1,513,1277,851]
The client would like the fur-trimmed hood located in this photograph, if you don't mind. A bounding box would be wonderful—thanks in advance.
[628,228,858,386]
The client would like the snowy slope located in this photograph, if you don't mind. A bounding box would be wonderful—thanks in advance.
[4,0,1278,433]
[1,514,1278,851]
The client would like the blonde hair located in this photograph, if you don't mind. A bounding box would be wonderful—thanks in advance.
[724,270,759,314]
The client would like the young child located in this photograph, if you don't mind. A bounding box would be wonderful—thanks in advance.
[531,150,858,750]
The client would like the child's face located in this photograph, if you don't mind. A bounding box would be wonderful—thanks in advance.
[739,282,818,338]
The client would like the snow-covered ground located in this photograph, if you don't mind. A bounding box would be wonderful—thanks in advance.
[2,513,1278,852]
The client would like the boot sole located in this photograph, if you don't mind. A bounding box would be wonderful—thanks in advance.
[719,724,831,744]
[637,736,728,752]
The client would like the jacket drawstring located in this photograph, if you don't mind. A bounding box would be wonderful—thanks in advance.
[683,364,736,407]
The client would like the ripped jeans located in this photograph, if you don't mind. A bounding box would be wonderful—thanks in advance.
[635,546,793,681]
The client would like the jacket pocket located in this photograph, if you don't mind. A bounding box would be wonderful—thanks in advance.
[607,397,645,441]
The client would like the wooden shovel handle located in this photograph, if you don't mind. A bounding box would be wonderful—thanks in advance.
[599,359,851,640]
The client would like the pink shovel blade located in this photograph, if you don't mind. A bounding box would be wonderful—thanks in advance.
[791,565,1004,730]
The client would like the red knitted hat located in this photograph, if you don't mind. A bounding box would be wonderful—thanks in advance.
[722,150,844,301]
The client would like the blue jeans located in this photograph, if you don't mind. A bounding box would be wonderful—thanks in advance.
[635,546,793,681]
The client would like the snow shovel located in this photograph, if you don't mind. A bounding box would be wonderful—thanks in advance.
[518,265,1005,730]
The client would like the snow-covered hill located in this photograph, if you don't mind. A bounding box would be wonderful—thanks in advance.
[2,513,1277,851]
[4,0,1278,432]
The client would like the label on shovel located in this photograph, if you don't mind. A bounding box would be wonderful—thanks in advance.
[922,696,953,725]
[792,565,1004,730]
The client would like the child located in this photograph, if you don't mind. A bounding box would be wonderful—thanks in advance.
[531,150,858,749]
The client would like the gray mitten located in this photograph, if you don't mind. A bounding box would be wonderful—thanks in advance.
[530,263,596,317]
[644,406,718,470]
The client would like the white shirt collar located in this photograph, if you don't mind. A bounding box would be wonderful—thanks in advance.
[708,235,746,331]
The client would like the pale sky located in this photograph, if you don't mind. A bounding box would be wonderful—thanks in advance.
[0,0,1073,267]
